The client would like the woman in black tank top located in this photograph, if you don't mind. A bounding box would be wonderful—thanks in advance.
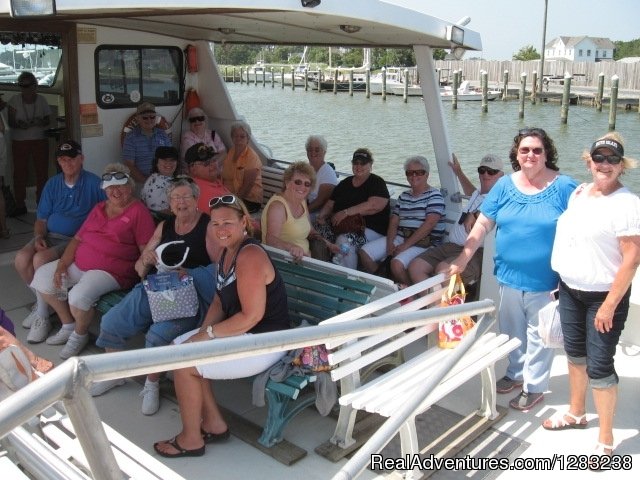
[155,195,290,458]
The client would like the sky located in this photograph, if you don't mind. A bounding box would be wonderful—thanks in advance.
[390,0,639,60]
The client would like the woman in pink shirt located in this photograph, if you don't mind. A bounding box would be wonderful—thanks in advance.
[30,163,155,359]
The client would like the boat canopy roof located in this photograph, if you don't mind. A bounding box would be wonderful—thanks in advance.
[0,0,481,51]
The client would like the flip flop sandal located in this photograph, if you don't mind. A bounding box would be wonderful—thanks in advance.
[589,442,614,471]
[201,428,230,444]
[542,411,588,430]
[154,436,205,458]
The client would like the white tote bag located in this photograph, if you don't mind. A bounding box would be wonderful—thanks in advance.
[538,300,564,349]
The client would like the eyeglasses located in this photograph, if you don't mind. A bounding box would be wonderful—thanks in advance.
[306,147,323,153]
[405,170,426,177]
[477,166,500,175]
[591,154,622,165]
[171,175,195,183]
[169,194,195,201]
[189,116,206,123]
[518,147,544,155]
[293,179,312,187]
[140,115,156,121]
[101,172,129,181]
[209,195,238,209]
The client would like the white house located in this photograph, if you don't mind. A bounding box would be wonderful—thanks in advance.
[545,36,615,62]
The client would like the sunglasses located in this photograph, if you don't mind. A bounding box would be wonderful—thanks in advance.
[352,159,370,166]
[591,154,622,165]
[140,115,156,121]
[209,195,239,209]
[171,175,195,183]
[405,169,426,177]
[518,147,544,155]
[518,128,546,137]
[101,172,129,181]
[293,179,312,187]
[189,116,206,123]
[477,166,500,175]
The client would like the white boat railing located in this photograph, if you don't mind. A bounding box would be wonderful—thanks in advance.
[0,299,496,480]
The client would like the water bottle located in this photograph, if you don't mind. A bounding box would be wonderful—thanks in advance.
[56,272,68,301]
[332,241,351,265]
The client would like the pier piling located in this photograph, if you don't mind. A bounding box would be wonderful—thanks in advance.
[502,70,509,101]
[560,73,572,124]
[481,70,488,113]
[596,72,604,111]
[609,75,619,130]
[519,72,526,119]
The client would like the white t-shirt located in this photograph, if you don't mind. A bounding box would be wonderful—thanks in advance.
[552,183,640,291]
[308,162,338,203]
[7,94,51,141]
[447,190,485,246]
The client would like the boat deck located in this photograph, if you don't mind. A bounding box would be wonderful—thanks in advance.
[1,212,639,479]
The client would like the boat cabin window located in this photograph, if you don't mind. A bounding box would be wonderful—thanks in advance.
[95,46,183,109]
[0,32,62,87]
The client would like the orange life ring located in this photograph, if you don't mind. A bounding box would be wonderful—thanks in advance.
[120,113,172,145]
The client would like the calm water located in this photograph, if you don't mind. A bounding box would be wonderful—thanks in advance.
[227,83,640,194]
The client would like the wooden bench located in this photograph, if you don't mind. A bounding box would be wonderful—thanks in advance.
[256,256,377,449]
[320,293,521,468]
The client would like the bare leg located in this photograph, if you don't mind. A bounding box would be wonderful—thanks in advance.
[592,385,616,451]
[155,366,209,453]
[408,257,434,285]
[200,378,229,435]
[390,259,411,287]
[567,362,588,417]
[69,305,95,335]
[41,292,74,325]
[358,249,378,274]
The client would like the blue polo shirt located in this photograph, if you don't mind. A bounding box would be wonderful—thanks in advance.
[37,169,106,237]
[122,126,172,176]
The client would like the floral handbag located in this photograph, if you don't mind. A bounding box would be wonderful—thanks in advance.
[438,274,475,349]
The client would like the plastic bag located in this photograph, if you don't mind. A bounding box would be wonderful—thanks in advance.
[438,274,475,349]
[538,299,564,349]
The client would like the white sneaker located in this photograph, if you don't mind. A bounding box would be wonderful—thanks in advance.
[90,378,126,397]
[46,327,74,345]
[27,315,52,343]
[22,306,40,328]
[140,381,160,415]
[59,332,89,359]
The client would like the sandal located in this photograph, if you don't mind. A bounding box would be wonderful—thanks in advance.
[588,442,614,471]
[153,437,205,458]
[542,411,588,430]
[201,428,230,444]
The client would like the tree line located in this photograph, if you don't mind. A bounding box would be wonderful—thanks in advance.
[213,44,446,68]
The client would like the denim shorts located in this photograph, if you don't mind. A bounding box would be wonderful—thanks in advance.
[559,280,630,388]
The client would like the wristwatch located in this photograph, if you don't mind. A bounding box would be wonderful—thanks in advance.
[206,325,216,339]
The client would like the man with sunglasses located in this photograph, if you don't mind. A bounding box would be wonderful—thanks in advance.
[408,153,503,289]
[185,143,230,214]
[14,140,105,336]
[122,102,172,184]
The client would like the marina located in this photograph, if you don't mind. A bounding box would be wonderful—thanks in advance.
[0,2,639,480]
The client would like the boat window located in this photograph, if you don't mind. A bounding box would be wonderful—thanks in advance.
[95,46,183,109]
[0,32,62,88]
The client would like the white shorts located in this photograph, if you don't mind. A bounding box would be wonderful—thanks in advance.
[31,260,120,311]
[173,328,285,380]
[360,234,429,268]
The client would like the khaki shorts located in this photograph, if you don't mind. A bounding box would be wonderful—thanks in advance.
[417,243,483,286]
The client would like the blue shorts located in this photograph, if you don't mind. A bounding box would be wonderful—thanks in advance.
[559,280,630,388]
[96,265,216,350]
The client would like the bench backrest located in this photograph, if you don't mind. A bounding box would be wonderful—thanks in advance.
[271,257,375,326]
[324,274,450,382]
[262,165,286,207]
